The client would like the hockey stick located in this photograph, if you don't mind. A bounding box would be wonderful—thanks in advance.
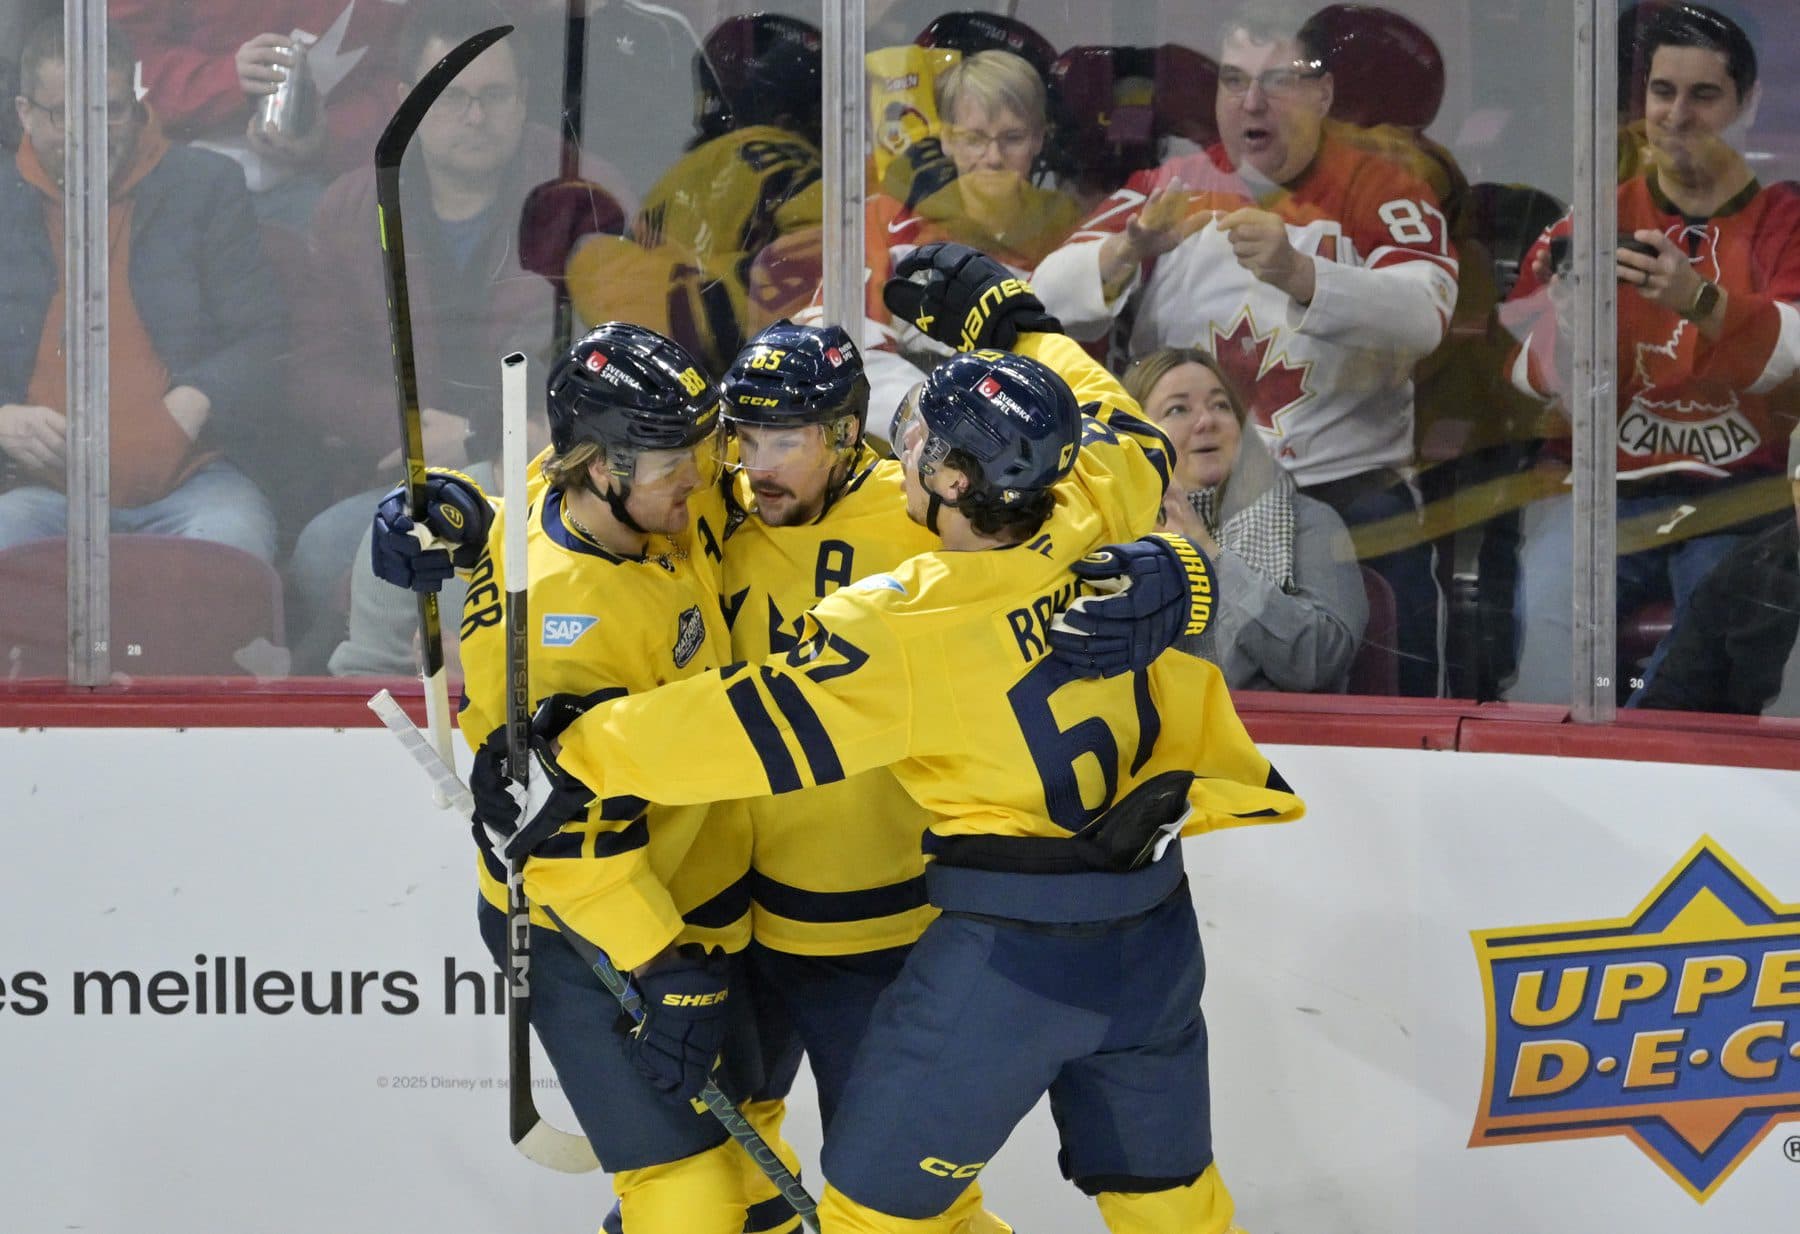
[364,696,818,1224]
[553,0,587,355]
[493,350,600,1171]
[365,678,599,1174]
[541,906,822,1232]
[374,24,512,806]
[367,689,474,818]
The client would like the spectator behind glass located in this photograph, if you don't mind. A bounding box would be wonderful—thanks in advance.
[1033,1,1458,697]
[0,19,279,561]
[751,49,1075,438]
[1126,348,1366,693]
[921,51,1077,268]
[110,1,413,226]
[1632,447,1800,715]
[564,12,824,377]
[1501,2,1800,703]
[285,2,607,675]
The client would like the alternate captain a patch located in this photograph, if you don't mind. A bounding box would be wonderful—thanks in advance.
[672,605,706,668]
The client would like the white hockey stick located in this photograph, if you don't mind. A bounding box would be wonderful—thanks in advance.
[364,684,600,1174]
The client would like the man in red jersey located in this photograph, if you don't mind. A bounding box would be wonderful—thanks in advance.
[1502,1,1800,703]
[1034,1,1458,697]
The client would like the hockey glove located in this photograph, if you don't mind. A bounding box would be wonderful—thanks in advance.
[630,945,731,1099]
[469,694,607,865]
[370,469,493,593]
[1049,533,1216,678]
[518,177,627,283]
[882,241,1062,353]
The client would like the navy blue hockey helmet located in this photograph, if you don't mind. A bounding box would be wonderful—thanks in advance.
[694,13,823,141]
[546,321,721,461]
[899,350,1080,507]
[722,320,870,435]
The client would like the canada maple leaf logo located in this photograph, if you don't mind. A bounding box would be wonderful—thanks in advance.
[1209,313,1312,434]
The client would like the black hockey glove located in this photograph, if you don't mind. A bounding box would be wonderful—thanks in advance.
[370,468,492,593]
[1049,533,1216,678]
[468,694,607,866]
[882,241,1061,353]
[630,945,731,1099]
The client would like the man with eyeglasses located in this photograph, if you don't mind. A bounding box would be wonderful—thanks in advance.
[0,18,280,562]
[284,1,631,674]
[1036,1,1459,697]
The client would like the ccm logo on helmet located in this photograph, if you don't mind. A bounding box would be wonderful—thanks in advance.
[661,991,728,1008]
[918,1157,986,1179]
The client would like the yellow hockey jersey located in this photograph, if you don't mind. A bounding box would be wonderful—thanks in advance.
[555,334,1304,854]
[458,473,747,971]
[566,125,823,375]
[700,446,941,955]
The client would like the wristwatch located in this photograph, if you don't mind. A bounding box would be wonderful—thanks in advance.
[1680,279,1722,323]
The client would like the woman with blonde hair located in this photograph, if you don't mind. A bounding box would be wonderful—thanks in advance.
[1125,347,1368,692]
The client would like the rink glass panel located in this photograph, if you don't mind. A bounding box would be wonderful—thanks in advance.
[2,2,1792,734]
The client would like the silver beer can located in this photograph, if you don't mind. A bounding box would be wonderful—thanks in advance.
[256,38,315,140]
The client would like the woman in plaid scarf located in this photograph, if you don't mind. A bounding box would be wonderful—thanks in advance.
[1125,348,1369,692]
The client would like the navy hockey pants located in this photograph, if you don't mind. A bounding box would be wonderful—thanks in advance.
[476,899,781,1171]
[741,941,913,1134]
[820,882,1214,1219]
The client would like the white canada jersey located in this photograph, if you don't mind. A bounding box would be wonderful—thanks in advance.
[1034,130,1459,487]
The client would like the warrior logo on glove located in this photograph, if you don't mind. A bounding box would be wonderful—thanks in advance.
[1150,532,1214,636]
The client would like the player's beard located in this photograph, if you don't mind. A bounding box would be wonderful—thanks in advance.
[751,480,814,527]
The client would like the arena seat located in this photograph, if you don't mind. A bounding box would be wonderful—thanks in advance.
[0,534,287,678]
[1347,565,1400,696]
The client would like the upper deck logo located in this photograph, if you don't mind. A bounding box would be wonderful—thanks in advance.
[1470,837,1800,1201]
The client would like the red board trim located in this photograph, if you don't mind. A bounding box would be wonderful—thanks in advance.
[3,682,1798,771]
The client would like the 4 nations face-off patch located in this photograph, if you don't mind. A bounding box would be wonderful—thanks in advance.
[672,605,706,668]
[1470,837,1800,1201]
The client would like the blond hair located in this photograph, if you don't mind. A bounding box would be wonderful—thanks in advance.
[539,441,608,492]
[935,50,1047,131]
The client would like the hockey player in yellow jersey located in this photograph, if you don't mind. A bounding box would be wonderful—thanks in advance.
[487,246,1302,1233]
[371,321,802,1234]
[697,319,1009,1234]
[566,14,824,375]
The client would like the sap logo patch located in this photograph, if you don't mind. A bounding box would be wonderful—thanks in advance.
[848,573,907,595]
[1470,837,1800,1202]
[541,613,598,647]
[672,604,706,668]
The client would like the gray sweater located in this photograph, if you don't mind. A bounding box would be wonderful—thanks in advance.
[1181,490,1368,694]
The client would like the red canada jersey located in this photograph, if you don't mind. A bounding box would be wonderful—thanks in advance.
[1510,174,1800,485]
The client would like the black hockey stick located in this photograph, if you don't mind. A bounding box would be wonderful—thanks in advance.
[541,907,822,1231]
[496,350,600,1171]
[375,29,598,1175]
[374,25,513,789]
[364,696,815,1219]
[553,0,588,355]
[518,2,623,357]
